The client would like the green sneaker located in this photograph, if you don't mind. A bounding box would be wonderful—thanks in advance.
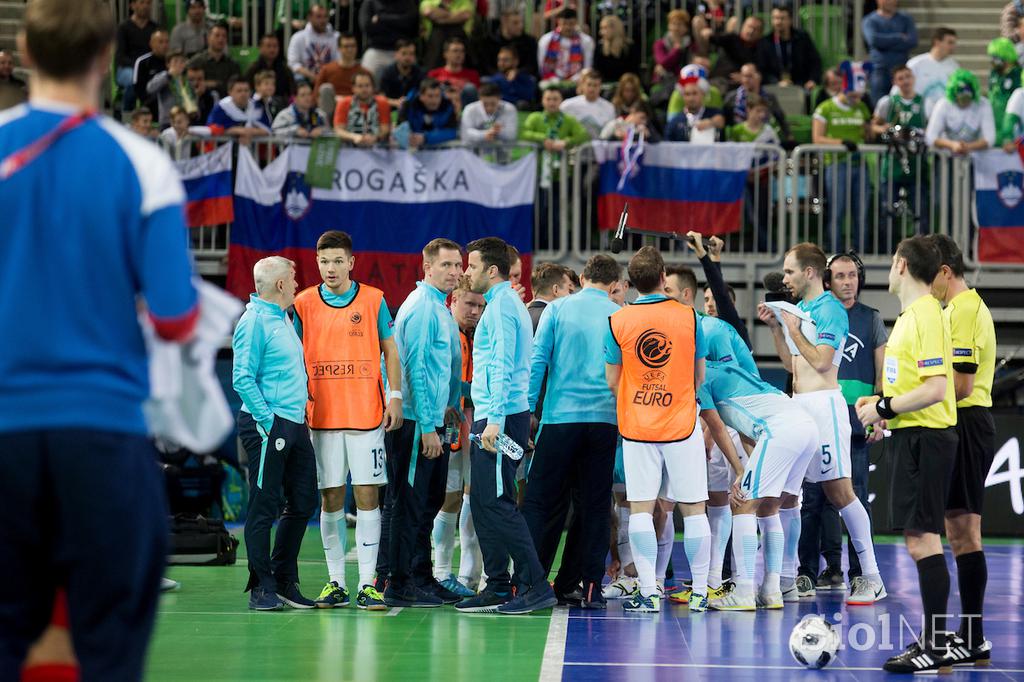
[315,581,350,608]
[357,584,388,611]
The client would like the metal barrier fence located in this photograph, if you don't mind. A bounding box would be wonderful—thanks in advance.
[161,135,988,272]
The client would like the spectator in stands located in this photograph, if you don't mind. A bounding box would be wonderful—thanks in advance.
[334,71,392,146]
[244,34,296,100]
[421,0,476,70]
[170,0,208,57]
[593,15,639,85]
[134,29,169,118]
[862,0,918,104]
[667,63,723,123]
[611,73,646,117]
[314,32,371,105]
[129,107,157,138]
[543,0,585,26]
[666,80,725,142]
[537,9,595,87]
[397,77,459,148]
[926,68,995,156]
[907,27,958,117]
[147,49,195,127]
[692,0,736,55]
[723,63,792,143]
[380,39,424,109]
[706,15,764,91]
[813,60,873,251]
[273,81,329,137]
[600,100,660,142]
[187,64,217,123]
[207,75,272,141]
[522,87,590,154]
[653,9,692,84]
[487,45,537,110]
[428,36,481,106]
[0,50,27,111]
[460,81,519,144]
[560,68,616,139]
[288,4,339,84]
[359,0,420,84]
[728,99,778,250]
[160,105,212,159]
[988,38,1021,146]
[252,70,284,124]
[1001,0,1024,41]
[728,98,779,145]
[188,22,240,96]
[115,0,159,113]
[477,7,539,78]
[756,5,821,90]
[813,67,843,110]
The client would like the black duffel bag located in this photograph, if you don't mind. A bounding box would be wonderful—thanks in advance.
[168,514,239,566]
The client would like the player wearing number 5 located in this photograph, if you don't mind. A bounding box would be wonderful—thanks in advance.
[757,243,884,605]
[293,231,404,612]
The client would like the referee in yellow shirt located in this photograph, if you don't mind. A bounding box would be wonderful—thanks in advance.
[928,234,996,666]
[856,236,957,674]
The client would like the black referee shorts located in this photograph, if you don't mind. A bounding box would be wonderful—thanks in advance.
[946,406,997,515]
[889,426,958,534]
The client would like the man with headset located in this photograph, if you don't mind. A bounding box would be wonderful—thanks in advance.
[796,251,888,598]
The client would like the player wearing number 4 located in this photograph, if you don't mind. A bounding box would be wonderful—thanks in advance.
[757,243,885,605]
[293,230,405,612]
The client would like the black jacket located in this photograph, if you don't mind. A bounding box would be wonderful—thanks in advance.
[755,29,823,86]
[359,0,420,51]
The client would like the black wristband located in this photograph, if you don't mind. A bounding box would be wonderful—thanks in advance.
[875,396,898,420]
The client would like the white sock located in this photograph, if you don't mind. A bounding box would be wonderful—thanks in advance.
[458,494,482,587]
[320,509,346,585]
[757,514,784,594]
[355,508,381,589]
[779,506,801,586]
[616,504,633,570]
[838,499,880,578]
[731,514,758,593]
[655,512,674,581]
[707,504,732,590]
[628,512,658,597]
[682,514,711,597]
[432,510,458,581]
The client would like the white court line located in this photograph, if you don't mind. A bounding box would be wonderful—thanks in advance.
[386,607,404,617]
[562,661,1024,673]
[538,607,569,682]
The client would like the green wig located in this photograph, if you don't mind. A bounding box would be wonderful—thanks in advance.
[946,68,980,103]
[988,37,1017,65]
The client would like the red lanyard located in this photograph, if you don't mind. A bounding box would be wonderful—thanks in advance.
[0,110,95,181]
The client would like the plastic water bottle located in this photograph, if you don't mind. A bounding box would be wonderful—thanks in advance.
[443,421,459,445]
[469,433,524,461]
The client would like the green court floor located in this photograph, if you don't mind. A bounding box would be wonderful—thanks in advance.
[148,526,552,681]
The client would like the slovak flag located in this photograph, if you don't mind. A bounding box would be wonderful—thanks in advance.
[175,143,235,228]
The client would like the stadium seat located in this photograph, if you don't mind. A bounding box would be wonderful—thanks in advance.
[230,46,259,73]
[787,114,813,145]
[764,84,807,118]
[799,4,846,73]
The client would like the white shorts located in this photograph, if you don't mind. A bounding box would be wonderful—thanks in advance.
[311,426,387,489]
[707,427,747,493]
[791,389,853,483]
[739,410,819,500]
[445,446,472,493]
[623,419,708,504]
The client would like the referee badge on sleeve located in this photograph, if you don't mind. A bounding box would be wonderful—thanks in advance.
[885,357,898,384]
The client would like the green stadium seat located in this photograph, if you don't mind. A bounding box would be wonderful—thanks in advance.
[799,5,847,73]
[230,46,259,73]
[787,114,813,145]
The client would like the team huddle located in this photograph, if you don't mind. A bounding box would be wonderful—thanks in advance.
[232,229,996,674]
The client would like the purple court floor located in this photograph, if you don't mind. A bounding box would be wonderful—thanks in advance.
[550,543,1024,681]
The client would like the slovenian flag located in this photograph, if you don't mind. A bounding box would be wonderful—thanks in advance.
[973,148,1024,263]
[227,145,536,304]
[176,143,234,228]
[593,141,755,235]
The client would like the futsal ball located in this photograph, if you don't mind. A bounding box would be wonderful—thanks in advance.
[789,615,840,669]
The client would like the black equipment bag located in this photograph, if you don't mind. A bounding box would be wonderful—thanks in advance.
[168,514,239,566]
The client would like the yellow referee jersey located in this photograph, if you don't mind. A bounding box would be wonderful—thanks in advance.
[883,294,957,429]
[944,288,996,409]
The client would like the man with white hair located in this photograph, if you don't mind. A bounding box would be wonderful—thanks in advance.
[232,256,319,611]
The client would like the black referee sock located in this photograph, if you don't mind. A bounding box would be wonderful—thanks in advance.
[955,551,987,648]
[916,554,950,651]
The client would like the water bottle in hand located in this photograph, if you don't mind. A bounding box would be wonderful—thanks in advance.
[469,433,524,461]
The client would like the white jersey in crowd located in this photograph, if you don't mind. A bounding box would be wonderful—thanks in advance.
[560,95,616,139]
[287,22,340,77]
[925,97,996,146]
[906,52,959,117]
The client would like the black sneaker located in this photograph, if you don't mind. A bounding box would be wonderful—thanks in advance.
[882,641,953,674]
[816,567,847,591]
[276,582,316,609]
[455,589,511,613]
[554,584,583,607]
[373,575,389,593]
[423,578,462,605]
[384,583,443,608]
[580,581,607,610]
[945,633,992,667]
[497,583,558,615]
